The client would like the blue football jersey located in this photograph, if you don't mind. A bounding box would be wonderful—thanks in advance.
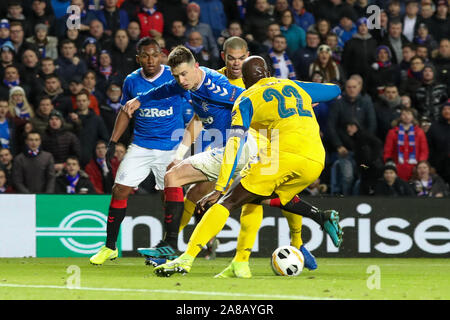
[120,66,190,150]
[136,67,245,148]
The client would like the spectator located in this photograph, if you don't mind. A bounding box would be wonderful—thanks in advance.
[194,0,227,39]
[84,140,119,194]
[0,42,15,78]
[291,0,315,32]
[6,1,29,37]
[165,20,187,52]
[386,0,402,20]
[28,0,55,37]
[244,0,275,44]
[68,75,100,116]
[26,23,58,60]
[430,0,450,43]
[374,161,415,196]
[97,49,120,87]
[218,20,264,55]
[261,22,281,50]
[30,95,54,136]
[342,118,384,195]
[370,9,389,43]
[9,21,36,59]
[113,142,127,163]
[325,32,343,65]
[327,78,377,157]
[137,0,164,39]
[342,17,377,81]
[426,101,450,185]
[0,65,30,100]
[400,55,425,98]
[88,19,112,49]
[273,0,290,22]
[81,37,99,71]
[82,69,106,106]
[0,147,13,181]
[374,83,403,141]
[381,18,410,65]
[63,28,86,53]
[8,86,34,121]
[402,0,422,43]
[331,11,357,50]
[312,18,332,44]
[399,43,417,81]
[308,44,343,85]
[11,131,55,193]
[268,34,296,80]
[95,0,130,37]
[0,97,16,154]
[367,45,400,99]
[41,109,81,173]
[185,31,217,69]
[0,19,11,47]
[279,9,306,54]
[56,39,88,81]
[0,167,13,193]
[433,38,450,86]
[314,0,357,27]
[413,22,438,54]
[75,89,109,166]
[42,73,73,117]
[292,30,320,80]
[415,64,448,122]
[99,81,131,142]
[20,49,43,96]
[185,2,219,62]
[110,29,138,80]
[416,43,431,62]
[55,155,96,194]
[156,0,187,38]
[419,2,435,30]
[126,20,141,48]
[409,160,449,197]
[383,107,429,181]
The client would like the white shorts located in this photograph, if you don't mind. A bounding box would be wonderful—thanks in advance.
[188,134,258,181]
[114,144,175,190]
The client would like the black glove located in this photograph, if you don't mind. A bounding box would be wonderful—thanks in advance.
[106,141,117,164]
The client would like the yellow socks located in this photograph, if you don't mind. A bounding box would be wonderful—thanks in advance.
[179,198,196,232]
[234,204,263,262]
[185,203,230,258]
[282,209,303,248]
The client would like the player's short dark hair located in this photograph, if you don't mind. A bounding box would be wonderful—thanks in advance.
[136,37,160,53]
[223,36,248,53]
[167,45,195,69]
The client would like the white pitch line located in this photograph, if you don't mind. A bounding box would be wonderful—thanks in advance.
[0,283,346,300]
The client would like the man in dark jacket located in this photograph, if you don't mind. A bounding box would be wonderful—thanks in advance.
[109,29,138,82]
[426,101,450,185]
[374,161,415,196]
[374,84,404,141]
[75,89,109,167]
[41,109,81,173]
[11,131,55,193]
[55,155,95,194]
[342,17,377,81]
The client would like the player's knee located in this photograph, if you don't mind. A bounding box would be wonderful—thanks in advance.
[112,184,131,200]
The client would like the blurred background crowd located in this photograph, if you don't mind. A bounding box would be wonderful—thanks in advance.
[0,0,448,198]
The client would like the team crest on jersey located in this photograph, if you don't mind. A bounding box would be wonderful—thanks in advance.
[201,101,209,112]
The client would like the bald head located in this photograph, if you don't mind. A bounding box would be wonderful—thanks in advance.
[242,56,270,88]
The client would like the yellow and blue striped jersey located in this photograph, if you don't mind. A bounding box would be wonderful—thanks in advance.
[216,77,341,192]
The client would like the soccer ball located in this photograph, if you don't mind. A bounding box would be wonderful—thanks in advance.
[271,245,304,276]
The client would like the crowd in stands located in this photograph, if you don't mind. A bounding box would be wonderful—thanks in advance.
[0,0,449,198]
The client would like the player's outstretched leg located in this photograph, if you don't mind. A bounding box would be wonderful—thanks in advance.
[269,196,343,247]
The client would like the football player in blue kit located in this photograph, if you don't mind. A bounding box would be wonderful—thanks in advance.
[90,38,192,265]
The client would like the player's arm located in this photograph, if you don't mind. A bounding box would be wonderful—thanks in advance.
[123,79,185,117]
[293,81,341,103]
[207,76,245,106]
[215,97,253,192]
[110,109,130,143]
[174,114,204,160]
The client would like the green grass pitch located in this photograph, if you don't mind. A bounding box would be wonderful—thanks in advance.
[0,257,449,300]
